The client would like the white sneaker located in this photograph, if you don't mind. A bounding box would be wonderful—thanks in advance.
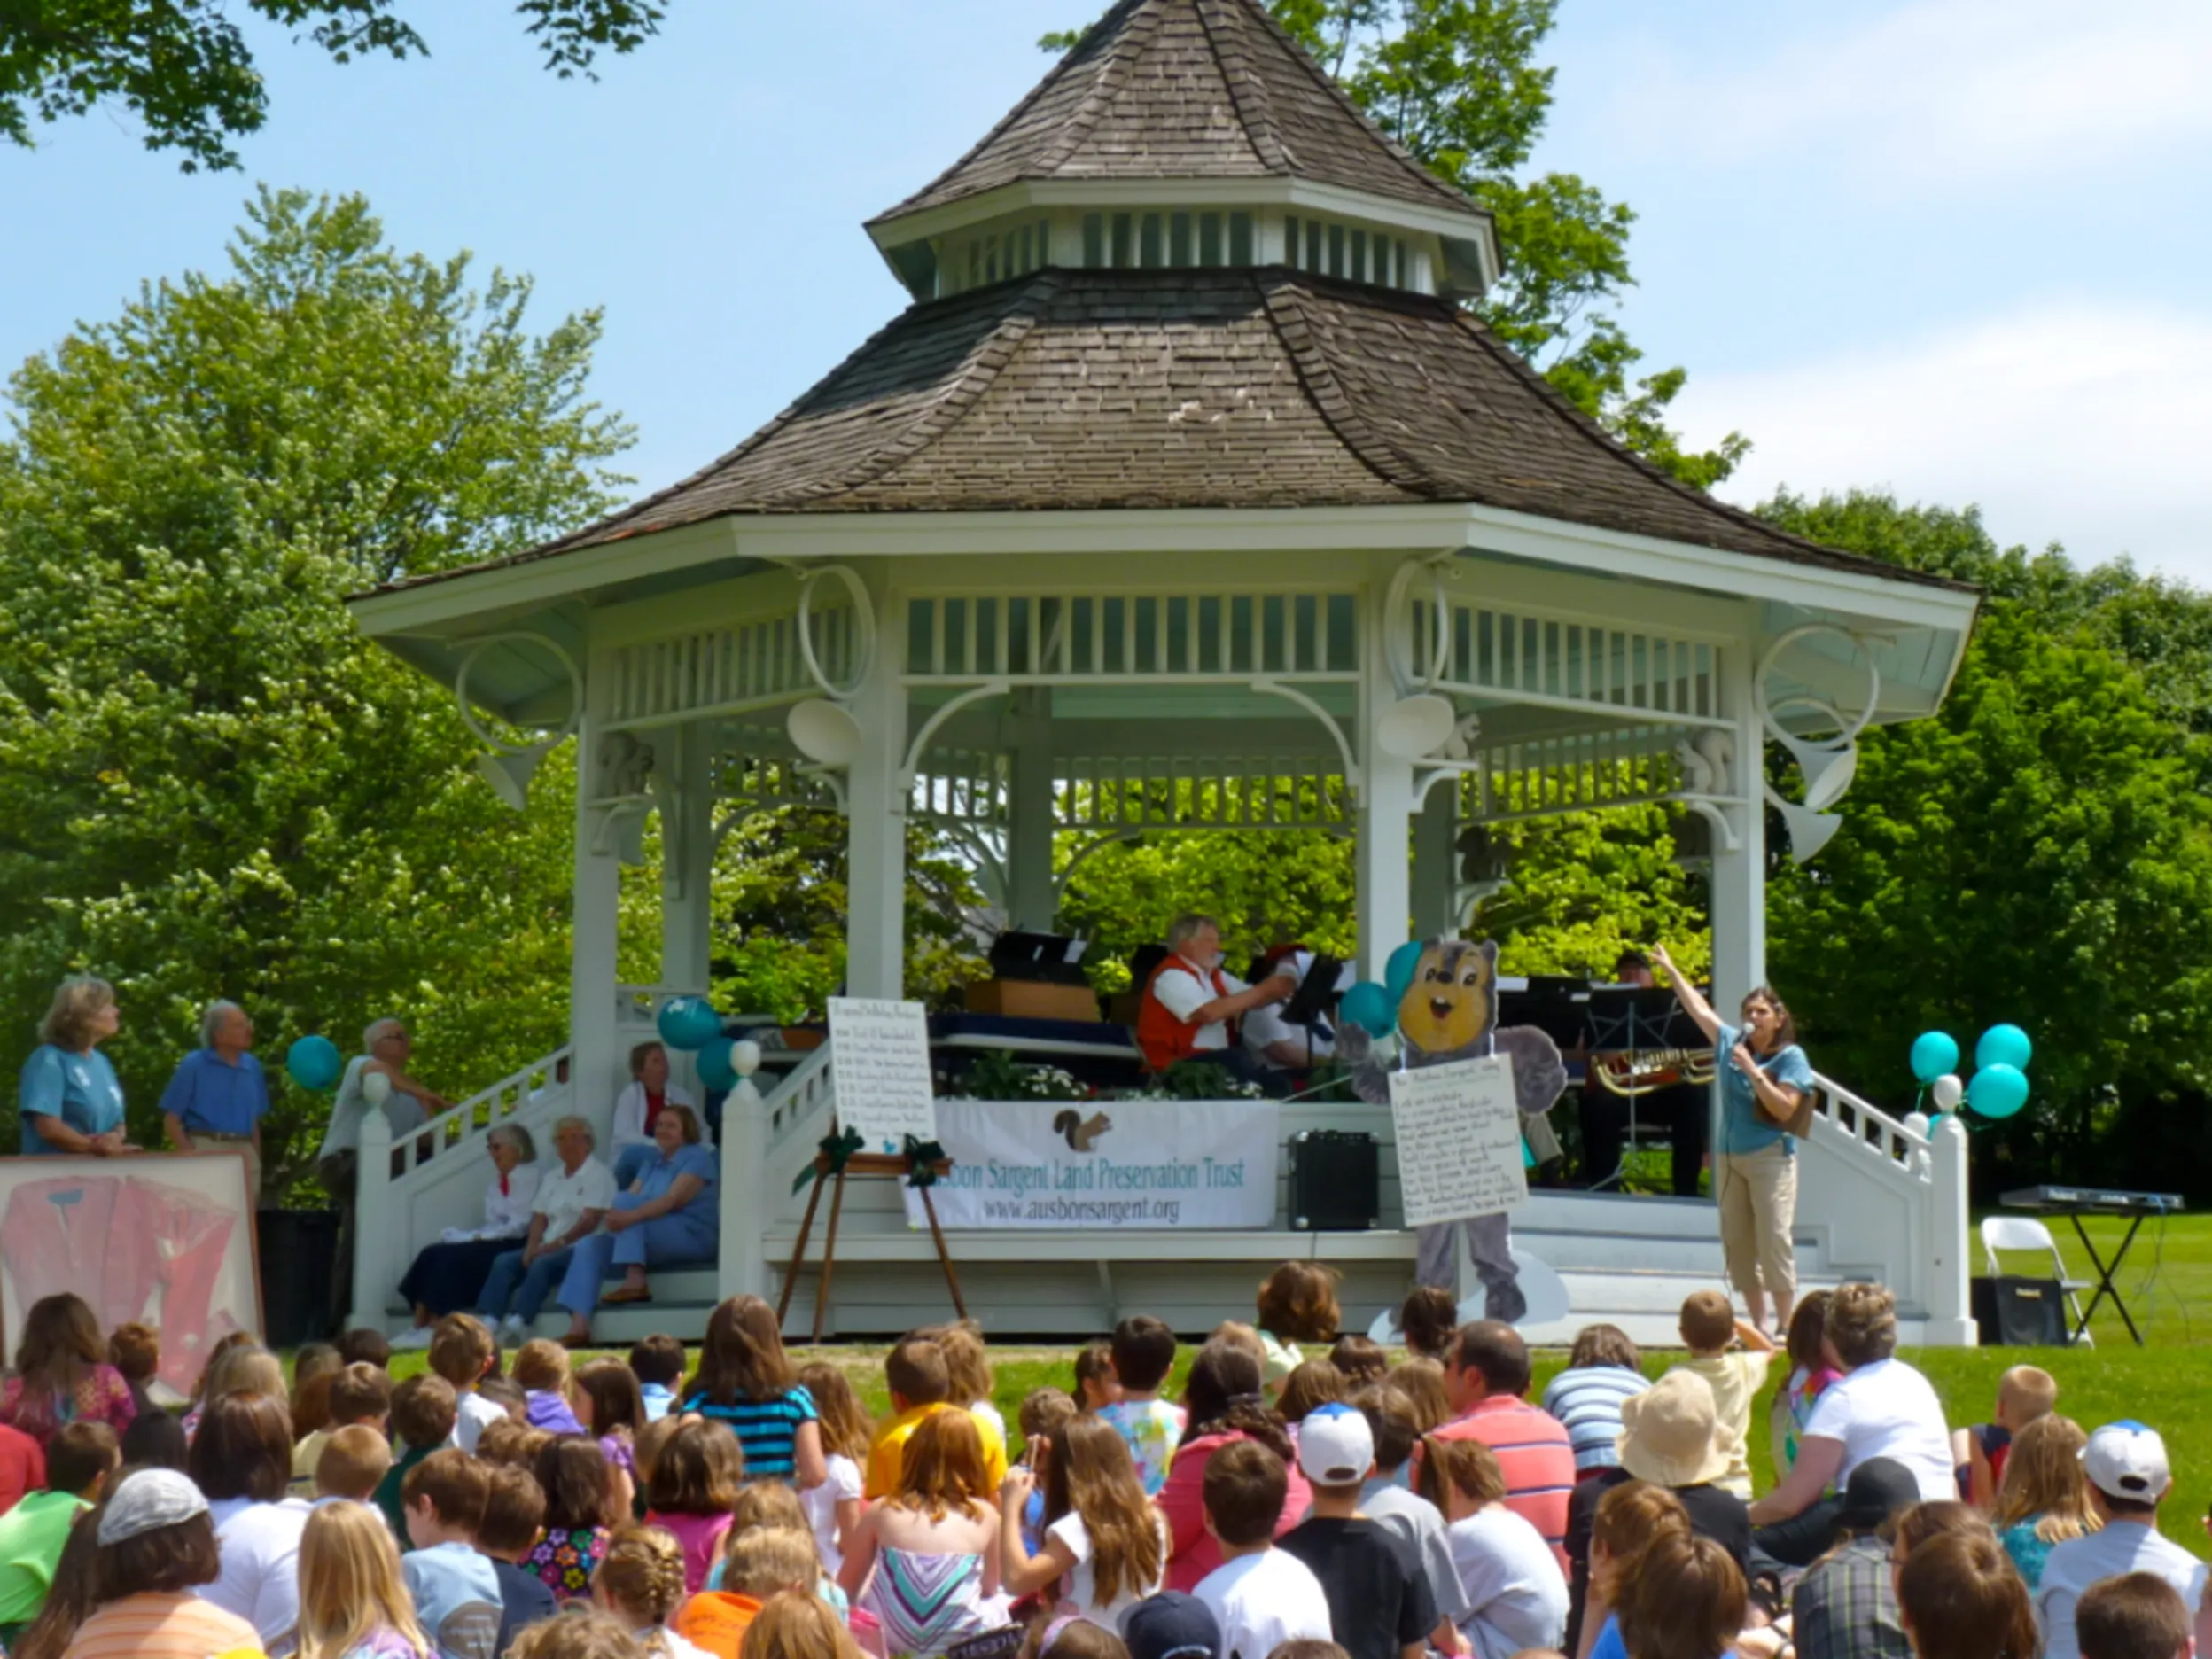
[501,1315,528,1346]
[389,1327,434,1351]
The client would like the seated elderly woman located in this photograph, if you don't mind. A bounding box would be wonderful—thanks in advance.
[478,1116,618,1347]
[386,1122,542,1350]
[555,1103,718,1347]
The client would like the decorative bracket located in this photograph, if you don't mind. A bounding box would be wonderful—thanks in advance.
[453,632,583,812]
[1755,626,1882,864]
[1249,677,1360,801]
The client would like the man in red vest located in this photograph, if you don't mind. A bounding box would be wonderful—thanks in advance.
[1136,913,1297,1086]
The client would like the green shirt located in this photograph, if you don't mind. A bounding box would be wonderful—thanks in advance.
[376,1443,435,1549]
[0,1490,90,1623]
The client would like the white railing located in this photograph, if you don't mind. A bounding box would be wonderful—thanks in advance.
[349,1046,573,1327]
[1798,1071,1974,1344]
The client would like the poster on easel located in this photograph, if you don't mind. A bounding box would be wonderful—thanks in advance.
[827,997,939,1153]
[1389,1054,1529,1227]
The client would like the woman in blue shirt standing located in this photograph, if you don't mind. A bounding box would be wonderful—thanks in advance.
[554,1102,719,1347]
[18,976,136,1157]
[1652,945,1816,1336]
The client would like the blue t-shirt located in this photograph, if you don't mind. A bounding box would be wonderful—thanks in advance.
[683,1383,819,1481]
[401,1540,502,1659]
[635,1143,719,1223]
[18,1045,125,1154]
[1716,1023,1815,1157]
[1593,1614,1626,1659]
[156,1048,271,1136]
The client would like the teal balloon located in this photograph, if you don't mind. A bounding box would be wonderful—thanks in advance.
[1385,940,1426,1004]
[1341,981,1397,1039]
[285,1034,342,1092]
[1968,1063,2030,1120]
[696,1036,738,1093]
[1976,1024,2033,1073]
[656,996,721,1052]
[1909,1031,1959,1085]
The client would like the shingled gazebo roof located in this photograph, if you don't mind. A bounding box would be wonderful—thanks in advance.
[869,0,1484,230]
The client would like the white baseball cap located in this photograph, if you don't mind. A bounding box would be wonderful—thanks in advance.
[1297,1402,1375,1484]
[2083,1421,2171,1502]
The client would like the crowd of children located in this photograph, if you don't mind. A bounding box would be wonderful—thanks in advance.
[0,1265,2199,1659]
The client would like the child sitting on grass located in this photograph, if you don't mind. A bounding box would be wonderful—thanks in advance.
[1956,1364,2057,1509]
[1192,1439,1331,1659]
[1667,1291,1772,1499]
[377,1375,460,1542]
[1540,1325,1649,1477]
[1096,1316,1186,1497]
[316,1425,394,1506]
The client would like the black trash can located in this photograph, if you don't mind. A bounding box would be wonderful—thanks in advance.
[257,1209,342,1348]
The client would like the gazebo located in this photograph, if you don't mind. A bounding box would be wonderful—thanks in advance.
[346,0,1982,1345]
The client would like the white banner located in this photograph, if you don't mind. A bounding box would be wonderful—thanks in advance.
[1389,1054,1529,1227]
[903,1099,1280,1230]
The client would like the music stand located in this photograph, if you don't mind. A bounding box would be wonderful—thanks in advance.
[1582,986,1695,1191]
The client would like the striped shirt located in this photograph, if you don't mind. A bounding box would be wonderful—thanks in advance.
[1430,1395,1577,1572]
[682,1385,819,1481]
[62,1590,264,1658]
[1538,1365,1651,1472]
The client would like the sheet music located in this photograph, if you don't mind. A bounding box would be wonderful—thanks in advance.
[828,998,939,1154]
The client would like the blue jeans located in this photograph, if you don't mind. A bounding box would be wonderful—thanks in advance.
[556,1200,717,1316]
[478,1244,577,1323]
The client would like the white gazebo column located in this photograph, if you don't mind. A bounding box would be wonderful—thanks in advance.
[1005,688,1056,931]
[845,575,909,999]
[1410,782,1459,940]
[658,720,717,1098]
[1708,633,1767,1011]
[1355,561,1415,981]
[569,715,625,1143]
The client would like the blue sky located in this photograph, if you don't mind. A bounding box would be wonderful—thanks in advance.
[5,1,2208,580]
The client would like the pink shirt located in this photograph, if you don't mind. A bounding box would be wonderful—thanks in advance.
[1157,1429,1314,1593]
[647,1508,734,1593]
[1429,1394,1577,1571]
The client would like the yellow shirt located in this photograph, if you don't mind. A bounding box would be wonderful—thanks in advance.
[1672,1351,1772,1498]
[864,1402,1009,1499]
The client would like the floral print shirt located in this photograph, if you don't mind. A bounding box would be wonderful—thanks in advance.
[0,1363,137,1445]
[526,1525,608,1600]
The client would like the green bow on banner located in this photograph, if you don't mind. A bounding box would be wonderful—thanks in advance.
[904,1134,946,1188]
[793,1125,865,1196]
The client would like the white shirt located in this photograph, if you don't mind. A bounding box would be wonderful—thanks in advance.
[1196,1548,1333,1659]
[1242,952,1344,1060]
[802,1453,865,1574]
[442,1162,542,1242]
[611,1081,698,1150]
[452,1389,509,1455]
[1150,958,1250,1051]
[1048,1511,1170,1634]
[532,1155,618,1243]
[2037,1521,2208,1659]
[1802,1358,1954,1499]
[200,1496,313,1655]
[315,1055,431,1158]
[1447,1507,1570,1659]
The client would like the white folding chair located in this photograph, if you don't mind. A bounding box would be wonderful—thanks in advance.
[1980,1214,2094,1344]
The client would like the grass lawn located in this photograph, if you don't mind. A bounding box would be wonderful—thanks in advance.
[385,1212,2212,1557]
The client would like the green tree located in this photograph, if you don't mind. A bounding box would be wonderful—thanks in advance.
[0,187,633,1196]
[1757,492,2212,1189]
[2,1,667,171]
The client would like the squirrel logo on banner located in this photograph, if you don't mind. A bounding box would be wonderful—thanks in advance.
[1338,938,1568,1322]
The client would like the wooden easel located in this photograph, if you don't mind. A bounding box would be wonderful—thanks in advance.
[776,1148,968,1342]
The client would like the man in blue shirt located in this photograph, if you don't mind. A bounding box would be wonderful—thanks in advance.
[159,1000,271,1202]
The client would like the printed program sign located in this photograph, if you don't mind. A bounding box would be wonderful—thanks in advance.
[827,997,938,1153]
[1389,1055,1529,1227]
[904,1099,1279,1230]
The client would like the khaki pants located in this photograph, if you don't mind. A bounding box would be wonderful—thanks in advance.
[195,1133,261,1210]
[1714,1142,1796,1312]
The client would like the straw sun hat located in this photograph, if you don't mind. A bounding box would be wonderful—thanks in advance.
[1616,1370,1741,1487]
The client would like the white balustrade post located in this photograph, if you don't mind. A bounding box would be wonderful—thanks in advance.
[352,1108,395,1331]
[1925,1113,1977,1346]
[720,1042,768,1301]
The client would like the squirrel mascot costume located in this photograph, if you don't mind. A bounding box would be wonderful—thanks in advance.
[1336,938,1568,1321]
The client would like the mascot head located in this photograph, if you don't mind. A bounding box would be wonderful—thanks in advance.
[1396,938,1498,1057]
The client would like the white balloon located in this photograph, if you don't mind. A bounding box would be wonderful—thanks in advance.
[1930,1073,1964,1110]
[362,1070,393,1106]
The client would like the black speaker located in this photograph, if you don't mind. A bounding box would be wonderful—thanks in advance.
[1972,1275,2069,1346]
[1289,1129,1379,1230]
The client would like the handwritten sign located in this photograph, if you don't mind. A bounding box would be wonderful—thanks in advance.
[828,997,938,1153]
[1389,1055,1529,1227]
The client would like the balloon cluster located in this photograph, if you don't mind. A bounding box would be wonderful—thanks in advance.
[1909,1024,2033,1121]
[1339,939,1430,1040]
[658,996,747,1094]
